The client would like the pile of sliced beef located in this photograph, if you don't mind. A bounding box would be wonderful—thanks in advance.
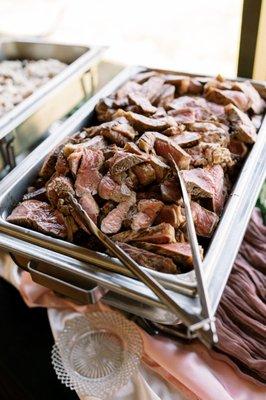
[7,71,265,274]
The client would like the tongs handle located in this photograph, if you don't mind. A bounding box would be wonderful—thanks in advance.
[170,157,218,343]
[67,194,194,326]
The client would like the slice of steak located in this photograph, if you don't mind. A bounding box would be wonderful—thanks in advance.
[117,242,178,273]
[228,139,248,158]
[135,242,202,269]
[79,192,100,224]
[232,80,265,114]
[67,149,83,175]
[114,110,176,132]
[205,88,250,112]
[46,175,74,209]
[181,165,226,215]
[55,150,70,176]
[172,132,201,148]
[98,175,132,202]
[101,194,136,234]
[115,81,142,102]
[136,132,156,153]
[154,136,191,169]
[141,76,165,103]
[95,98,118,122]
[168,95,208,110]
[64,135,107,157]
[168,107,196,124]
[225,103,257,143]
[162,125,186,136]
[133,70,159,84]
[128,91,157,114]
[155,204,185,228]
[23,187,47,202]
[39,145,62,179]
[112,222,176,244]
[206,102,227,123]
[191,201,219,237]
[75,149,104,196]
[7,200,67,238]
[187,122,229,146]
[154,84,175,108]
[188,78,203,95]
[132,162,156,186]
[86,119,135,146]
[109,151,146,175]
[124,141,144,155]
[164,75,190,95]
[149,154,170,182]
[160,176,182,203]
[131,199,163,231]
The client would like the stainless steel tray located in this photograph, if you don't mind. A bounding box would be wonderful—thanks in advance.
[0,39,105,177]
[0,66,265,334]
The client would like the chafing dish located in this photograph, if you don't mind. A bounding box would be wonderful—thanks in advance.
[0,39,105,177]
[0,66,265,343]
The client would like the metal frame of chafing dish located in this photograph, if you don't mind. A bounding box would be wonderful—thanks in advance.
[0,39,106,177]
[0,66,265,342]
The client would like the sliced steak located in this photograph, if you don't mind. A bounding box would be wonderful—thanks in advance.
[187,143,234,169]
[160,177,182,203]
[205,88,250,112]
[39,145,62,179]
[86,119,135,146]
[168,107,196,124]
[181,165,226,214]
[64,135,107,157]
[162,125,186,136]
[108,151,145,175]
[149,154,170,182]
[232,80,265,114]
[172,132,201,148]
[128,91,157,114]
[154,136,191,169]
[123,141,143,155]
[133,70,159,84]
[101,194,136,234]
[225,103,257,143]
[55,150,69,176]
[46,175,74,209]
[155,204,185,228]
[136,132,156,153]
[115,81,142,102]
[228,139,248,158]
[164,75,190,95]
[188,78,203,95]
[154,84,175,108]
[191,201,219,237]
[112,222,176,244]
[75,149,104,196]
[141,76,165,103]
[117,242,178,273]
[7,200,67,238]
[132,162,156,186]
[79,192,100,224]
[135,242,202,269]
[98,175,132,202]
[131,199,163,231]
[114,110,176,132]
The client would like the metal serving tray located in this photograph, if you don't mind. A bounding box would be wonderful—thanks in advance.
[0,39,105,177]
[0,66,265,333]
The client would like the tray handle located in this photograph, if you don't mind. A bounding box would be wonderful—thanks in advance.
[28,261,108,304]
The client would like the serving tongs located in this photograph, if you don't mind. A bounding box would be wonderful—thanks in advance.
[170,156,218,345]
[65,194,202,333]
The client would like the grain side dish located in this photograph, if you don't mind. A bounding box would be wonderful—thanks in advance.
[0,59,66,117]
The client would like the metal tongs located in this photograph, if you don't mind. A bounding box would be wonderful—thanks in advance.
[66,193,198,331]
[170,156,218,344]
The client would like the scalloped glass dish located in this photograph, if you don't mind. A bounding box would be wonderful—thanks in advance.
[51,311,143,399]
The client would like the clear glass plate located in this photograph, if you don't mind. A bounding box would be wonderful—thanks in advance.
[51,311,143,399]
